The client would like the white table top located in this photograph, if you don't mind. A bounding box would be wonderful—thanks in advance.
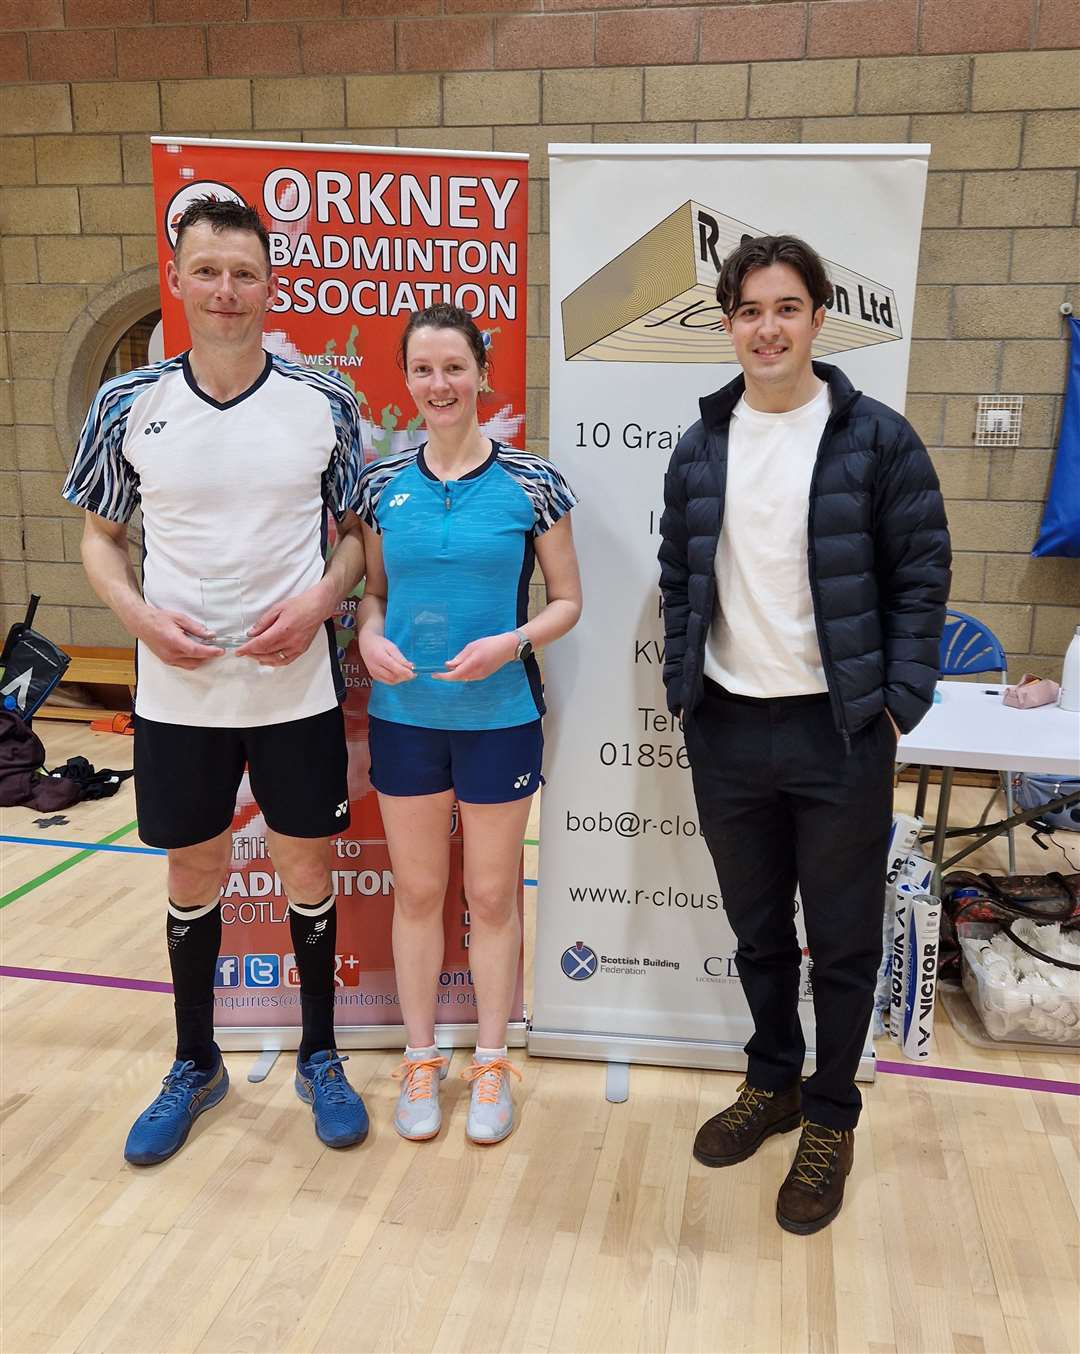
[897,681,1080,776]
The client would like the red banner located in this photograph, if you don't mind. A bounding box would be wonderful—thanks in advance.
[150,138,529,1042]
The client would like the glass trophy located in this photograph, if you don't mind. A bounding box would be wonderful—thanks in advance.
[199,577,247,649]
[410,605,449,674]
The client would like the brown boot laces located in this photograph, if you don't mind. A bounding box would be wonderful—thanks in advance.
[717,1081,774,1131]
[790,1120,845,1191]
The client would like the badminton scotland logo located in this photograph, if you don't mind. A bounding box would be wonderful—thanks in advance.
[561,200,901,365]
[164,180,246,247]
[561,941,597,981]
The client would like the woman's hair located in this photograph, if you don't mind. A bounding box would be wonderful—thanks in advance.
[715,234,833,317]
[398,303,489,375]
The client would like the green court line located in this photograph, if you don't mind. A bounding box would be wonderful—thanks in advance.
[524,837,539,846]
[0,819,140,910]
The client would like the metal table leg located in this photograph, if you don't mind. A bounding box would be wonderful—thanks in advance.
[914,764,931,820]
[931,767,955,893]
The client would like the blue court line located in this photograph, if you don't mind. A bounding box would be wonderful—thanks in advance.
[0,834,165,856]
[2,835,539,881]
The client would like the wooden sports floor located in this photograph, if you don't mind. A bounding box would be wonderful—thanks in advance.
[2,722,1077,1354]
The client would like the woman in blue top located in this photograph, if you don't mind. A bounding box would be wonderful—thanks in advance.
[357,304,581,1145]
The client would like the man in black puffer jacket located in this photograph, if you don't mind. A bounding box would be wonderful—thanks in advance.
[658,234,950,1235]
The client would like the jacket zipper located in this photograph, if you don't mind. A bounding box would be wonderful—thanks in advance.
[806,405,853,754]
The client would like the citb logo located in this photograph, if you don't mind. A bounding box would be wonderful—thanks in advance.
[243,953,280,988]
[560,941,597,981]
[215,955,240,988]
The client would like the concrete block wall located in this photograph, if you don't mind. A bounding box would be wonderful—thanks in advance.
[1,0,1078,673]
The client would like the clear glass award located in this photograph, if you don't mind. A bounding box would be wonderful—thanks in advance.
[200,577,247,649]
[410,605,449,674]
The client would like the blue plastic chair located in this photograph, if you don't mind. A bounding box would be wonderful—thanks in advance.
[938,609,1015,869]
[940,609,1007,681]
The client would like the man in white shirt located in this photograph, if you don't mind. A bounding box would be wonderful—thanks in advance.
[659,235,950,1233]
[64,197,369,1163]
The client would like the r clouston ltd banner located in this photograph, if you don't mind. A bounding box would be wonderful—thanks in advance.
[150,137,528,1051]
[532,145,928,1077]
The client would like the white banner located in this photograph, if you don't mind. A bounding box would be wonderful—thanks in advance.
[532,145,929,1074]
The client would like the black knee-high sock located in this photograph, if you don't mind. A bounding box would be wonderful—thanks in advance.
[288,894,337,1061]
[166,899,221,1070]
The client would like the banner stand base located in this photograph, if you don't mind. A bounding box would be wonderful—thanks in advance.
[528,1028,876,1086]
[217,1021,527,1055]
[247,1048,281,1082]
[605,1062,630,1103]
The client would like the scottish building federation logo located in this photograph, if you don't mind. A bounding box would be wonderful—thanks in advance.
[561,941,598,981]
[561,201,901,364]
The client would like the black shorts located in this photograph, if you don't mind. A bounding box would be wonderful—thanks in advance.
[133,705,349,850]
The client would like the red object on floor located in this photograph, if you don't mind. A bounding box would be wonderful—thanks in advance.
[90,713,133,735]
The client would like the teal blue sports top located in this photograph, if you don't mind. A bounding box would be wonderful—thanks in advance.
[357,441,577,730]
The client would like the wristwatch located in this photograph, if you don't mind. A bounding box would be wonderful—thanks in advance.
[514,628,533,661]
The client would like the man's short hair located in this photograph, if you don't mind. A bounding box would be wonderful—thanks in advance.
[716,234,833,317]
[174,196,272,271]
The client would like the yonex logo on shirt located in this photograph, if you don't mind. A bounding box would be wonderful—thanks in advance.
[388,493,410,508]
[144,421,168,435]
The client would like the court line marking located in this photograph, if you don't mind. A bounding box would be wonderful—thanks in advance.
[1,834,164,856]
[0,964,1077,1097]
[0,820,142,910]
[2,833,535,887]
[874,1058,1077,1097]
[0,965,172,994]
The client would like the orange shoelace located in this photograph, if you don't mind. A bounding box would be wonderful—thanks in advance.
[391,1055,446,1103]
[461,1057,522,1104]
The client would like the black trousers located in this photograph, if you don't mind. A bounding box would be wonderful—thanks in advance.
[685,680,894,1130]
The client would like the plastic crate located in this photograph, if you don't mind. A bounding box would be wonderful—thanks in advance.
[958,922,1080,1046]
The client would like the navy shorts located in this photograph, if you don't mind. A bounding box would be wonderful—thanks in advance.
[368,715,543,804]
[133,705,349,849]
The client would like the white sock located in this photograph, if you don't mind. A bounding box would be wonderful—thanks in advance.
[288,892,336,918]
[405,1044,439,1059]
[166,897,219,921]
[474,1045,507,1062]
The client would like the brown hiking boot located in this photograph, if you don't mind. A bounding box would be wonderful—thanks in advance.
[776,1119,854,1235]
[692,1080,802,1167]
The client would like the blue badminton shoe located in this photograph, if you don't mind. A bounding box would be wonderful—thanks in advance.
[295,1049,369,1147]
[124,1053,229,1165]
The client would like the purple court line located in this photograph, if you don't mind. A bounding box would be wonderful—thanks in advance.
[0,965,171,994]
[876,1058,1079,1097]
[1,964,1077,1096]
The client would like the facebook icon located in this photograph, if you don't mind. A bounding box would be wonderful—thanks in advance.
[244,954,280,988]
[215,955,240,988]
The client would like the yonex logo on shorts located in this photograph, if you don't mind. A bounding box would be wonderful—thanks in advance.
[144,421,168,435]
[334,799,348,818]
[514,773,531,789]
[388,493,411,508]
